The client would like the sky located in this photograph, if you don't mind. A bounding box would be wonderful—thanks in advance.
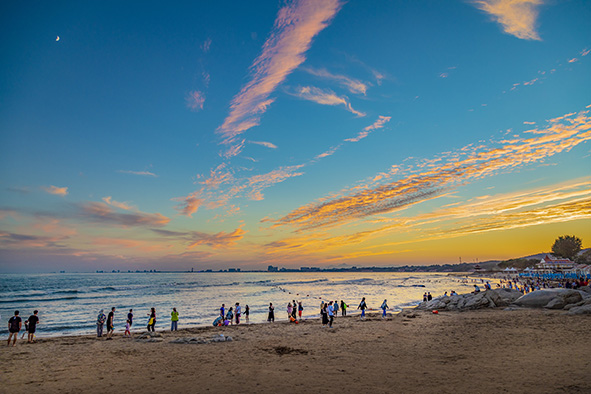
[1,0,590,273]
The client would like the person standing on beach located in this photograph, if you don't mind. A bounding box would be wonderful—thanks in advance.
[341,300,347,316]
[235,303,241,325]
[333,300,339,318]
[96,309,106,337]
[7,311,22,346]
[106,307,115,340]
[127,309,133,328]
[287,302,293,319]
[423,293,428,302]
[26,310,39,343]
[358,297,367,320]
[220,304,225,319]
[327,301,334,328]
[268,303,275,322]
[427,292,432,301]
[321,303,328,327]
[291,300,297,319]
[171,308,179,331]
[245,305,250,322]
[147,308,156,332]
[298,301,303,320]
[226,307,234,325]
[381,300,389,319]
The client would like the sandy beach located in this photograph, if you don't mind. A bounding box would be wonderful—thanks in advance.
[2,308,590,394]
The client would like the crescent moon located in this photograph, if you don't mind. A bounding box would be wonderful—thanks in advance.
[56,36,60,41]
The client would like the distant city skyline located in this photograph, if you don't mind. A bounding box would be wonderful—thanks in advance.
[1,0,590,273]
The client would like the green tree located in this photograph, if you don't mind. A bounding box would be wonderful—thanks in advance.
[551,235,582,261]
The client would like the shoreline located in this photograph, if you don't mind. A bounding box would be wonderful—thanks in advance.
[3,308,590,393]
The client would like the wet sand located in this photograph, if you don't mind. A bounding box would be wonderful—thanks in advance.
[2,309,590,394]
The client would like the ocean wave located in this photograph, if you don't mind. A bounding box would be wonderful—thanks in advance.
[271,279,329,287]
[0,295,78,304]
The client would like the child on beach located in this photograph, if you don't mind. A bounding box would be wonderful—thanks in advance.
[245,305,250,321]
[341,300,347,316]
[97,309,106,337]
[287,302,293,318]
[268,303,274,322]
[124,320,132,338]
[298,302,303,320]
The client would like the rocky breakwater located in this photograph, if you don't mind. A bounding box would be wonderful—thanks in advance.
[513,287,591,315]
[416,288,523,311]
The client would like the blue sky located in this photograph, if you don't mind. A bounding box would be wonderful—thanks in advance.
[1,0,590,272]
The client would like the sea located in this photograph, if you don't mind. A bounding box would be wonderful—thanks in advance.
[0,272,484,337]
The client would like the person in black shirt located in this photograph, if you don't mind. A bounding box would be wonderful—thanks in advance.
[7,310,22,347]
[106,307,115,340]
[127,309,133,327]
[27,310,39,343]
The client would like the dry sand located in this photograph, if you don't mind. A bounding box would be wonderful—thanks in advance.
[2,308,590,393]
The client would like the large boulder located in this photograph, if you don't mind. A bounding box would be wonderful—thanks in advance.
[416,288,522,311]
[514,289,584,309]
[568,298,591,315]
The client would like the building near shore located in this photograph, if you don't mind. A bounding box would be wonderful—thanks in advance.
[536,255,575,272]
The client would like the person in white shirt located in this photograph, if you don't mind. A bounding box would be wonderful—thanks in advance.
[327,301,334,328]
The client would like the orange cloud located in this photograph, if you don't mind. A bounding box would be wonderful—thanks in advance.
[272,108,591,230]
[473,0,543,40]
[42,185,68,196]
[153,227,246,249]
[216,0,342,156]
[188,228,246,249]
[173,195,205,217]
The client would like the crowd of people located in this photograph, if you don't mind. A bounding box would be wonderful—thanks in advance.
[13,274,588,345]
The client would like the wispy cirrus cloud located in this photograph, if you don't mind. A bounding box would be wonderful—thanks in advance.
[262,179,591,262]
[79,202,170,227]
[201,38,212,53]
[186,90,205,111]
[303,67,368,95]
[288,86,365,116]
[345,116,391,142]
[248,140,278,149]
[271,107,591,230]
[173,164,305,216]
[172,195,205,218]
[102,196,134,211]
[6,186,30,194]
[117,170,158,177]
[216,0,342,157]
[473,0,544,40]
[246,165,305,201]
[42,185,68,196]
[153,227,246,249]
[0,231,69,248]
